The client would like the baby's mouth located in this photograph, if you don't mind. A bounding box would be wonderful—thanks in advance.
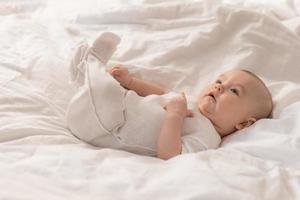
[207,92,216,102]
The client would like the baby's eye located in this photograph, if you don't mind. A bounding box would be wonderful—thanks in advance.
[230,88,239,96]
[215,80,222,84]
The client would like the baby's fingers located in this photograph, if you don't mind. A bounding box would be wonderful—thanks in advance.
[110,68,121,75]
[110,64,122,71]
[112,64,123,68]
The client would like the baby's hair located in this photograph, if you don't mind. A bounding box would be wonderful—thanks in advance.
[240,69,273,118]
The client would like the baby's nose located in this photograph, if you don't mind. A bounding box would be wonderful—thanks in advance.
[214,84,224,93]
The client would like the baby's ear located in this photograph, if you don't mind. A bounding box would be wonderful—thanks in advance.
[235,117,257,130]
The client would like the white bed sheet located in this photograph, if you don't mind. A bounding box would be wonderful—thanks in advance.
[0,0,300,199]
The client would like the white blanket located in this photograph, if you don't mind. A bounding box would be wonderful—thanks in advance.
[0,0,300,199]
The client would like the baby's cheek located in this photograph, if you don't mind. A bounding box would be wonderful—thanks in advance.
[218,97,240,113]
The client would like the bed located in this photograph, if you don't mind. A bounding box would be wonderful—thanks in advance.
[0,0,299,199]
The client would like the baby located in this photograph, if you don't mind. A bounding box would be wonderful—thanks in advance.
[109,65,273,159]
[66,32,273,160]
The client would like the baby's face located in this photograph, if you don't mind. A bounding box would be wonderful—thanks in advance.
[197,70,271,137]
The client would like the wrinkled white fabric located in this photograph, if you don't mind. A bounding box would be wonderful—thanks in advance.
[1,0,300,199]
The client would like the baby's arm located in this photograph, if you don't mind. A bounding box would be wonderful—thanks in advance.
[157,93,193,160]
[109,64,166,97]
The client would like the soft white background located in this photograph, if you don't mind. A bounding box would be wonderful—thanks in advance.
[0,0,299,199]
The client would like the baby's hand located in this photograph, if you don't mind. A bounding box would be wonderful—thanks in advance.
[109,64,132,88]
[163,92,193,118]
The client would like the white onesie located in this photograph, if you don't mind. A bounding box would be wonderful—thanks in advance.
[66,32,221,156]
[116,90,222,155]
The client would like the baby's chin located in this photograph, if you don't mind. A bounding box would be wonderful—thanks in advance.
[198,105,212,119]
[198,96,216,117]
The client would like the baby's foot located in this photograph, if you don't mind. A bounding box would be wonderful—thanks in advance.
[90,32,121,64]
[69,32,121,86]
[109,64,132,88]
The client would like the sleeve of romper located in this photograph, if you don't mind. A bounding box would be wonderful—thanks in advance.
[181,132,221,154]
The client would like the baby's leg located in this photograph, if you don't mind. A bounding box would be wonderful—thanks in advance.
[66,33,126,146]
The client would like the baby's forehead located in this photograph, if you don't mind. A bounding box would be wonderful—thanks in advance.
[220,70,268,93]
[218,70,258,84]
